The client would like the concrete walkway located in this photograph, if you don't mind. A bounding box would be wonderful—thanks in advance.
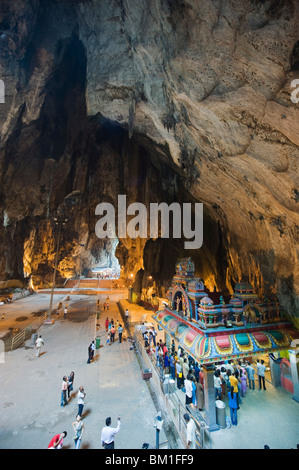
[0,292,167,449]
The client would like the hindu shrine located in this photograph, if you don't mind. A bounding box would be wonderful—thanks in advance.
[153,258,299,365]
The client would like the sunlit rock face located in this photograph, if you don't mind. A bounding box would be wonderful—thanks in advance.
[0,0,298,319]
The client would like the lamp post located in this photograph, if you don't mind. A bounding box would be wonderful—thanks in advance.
[78,243,86,289]
[47,214,68,320]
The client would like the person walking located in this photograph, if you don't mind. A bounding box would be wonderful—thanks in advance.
[90,340,95,360]
[227,371,240,409]
[152,327,157,346]
[214,370,222,400]
[64,307,68,319]
[246,362,255,390]
[184,374,193,406]
[118,324,123,343]
[195,379,204,411]
[68,371,75,400]
[176,360,183,389]
[183,358,189,382]
[77,386,86,417]
[125,308,129,322]
[61,376,68,407]
[240,369,247,398]
[257,359,267,390]
[35,335,44,357]
[101,417,121,449]
[105,317,109,332]
[110,325,116,343]
[228,386,238,425]
[87,343,92,363]
[48,431,67,449]
[170,354,176,380]
[72,415,85,449]
[184,413,196,449]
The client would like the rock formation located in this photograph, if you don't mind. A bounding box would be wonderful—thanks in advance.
[0,0,298,322]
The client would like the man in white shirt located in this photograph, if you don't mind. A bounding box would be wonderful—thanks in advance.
[184,413,196,449]
[77,386,86,416]
[184,374,193,406]
[101,417,121,449]
[257,359,267,390]
[35,335,44,357]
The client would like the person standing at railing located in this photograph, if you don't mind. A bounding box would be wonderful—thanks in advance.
[184,413,196,449]
[35,335,44,357]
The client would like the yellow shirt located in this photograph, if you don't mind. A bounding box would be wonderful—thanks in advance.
[229,375,239,393]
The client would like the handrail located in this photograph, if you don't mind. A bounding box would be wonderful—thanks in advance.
[133,329,210,449]
[10,311,47,351]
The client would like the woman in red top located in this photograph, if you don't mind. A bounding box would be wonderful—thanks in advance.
[105,317,109,332]
[48,431,67,449]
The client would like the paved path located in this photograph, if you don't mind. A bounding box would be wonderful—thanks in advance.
[0,293,167,449]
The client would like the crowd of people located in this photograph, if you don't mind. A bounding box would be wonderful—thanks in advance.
[141,324,268,428]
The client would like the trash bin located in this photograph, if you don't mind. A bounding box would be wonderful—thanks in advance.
[32,333,38,346]
[215,400,226,429]
[96,337,101,349]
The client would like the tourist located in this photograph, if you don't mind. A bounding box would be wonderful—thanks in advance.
[68,371,75,399]
[257,359,267,390]
[228,386,238,426]
[48,431,67,449]
[225,360,235,375]
[234,369,242,406]
[199,366,204,387]
[246,361,255,390]
[151,327,157,346]
[195,378,204,411]
[64,307,68,319]
[35,335,44,357]
[164,351,170,374]
[194,362,200,382]
[87,342,93,363]
[72,415,85,449]
[170,354,176,380]
[77,386,86,417]
[101,417,121,449]
[125,308,129,322]
[183,358,189,381]
[176,360,183,389]
[184,413,196,449]
[184,374,193,406]
[61,376,68,407]
[103,302,107,311]
[227,371,240,409]
[220,367,228,396]
[110,325,116,343]
[144,331,149,347]
[191,377,197,407]
[105,317,109,332]
[118,324,123,343]
[214,370,222,400]
[240,369,247,397]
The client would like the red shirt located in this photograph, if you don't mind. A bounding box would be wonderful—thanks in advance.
[48,434,63,448]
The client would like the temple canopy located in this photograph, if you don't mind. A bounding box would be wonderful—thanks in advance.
[152,309,299,365]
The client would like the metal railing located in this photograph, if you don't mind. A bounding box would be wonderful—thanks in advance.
[133,329,211,449]
[10,312,47,351]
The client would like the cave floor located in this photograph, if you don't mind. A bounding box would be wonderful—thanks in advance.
[0,292,298,450]
[0,292,168,450]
